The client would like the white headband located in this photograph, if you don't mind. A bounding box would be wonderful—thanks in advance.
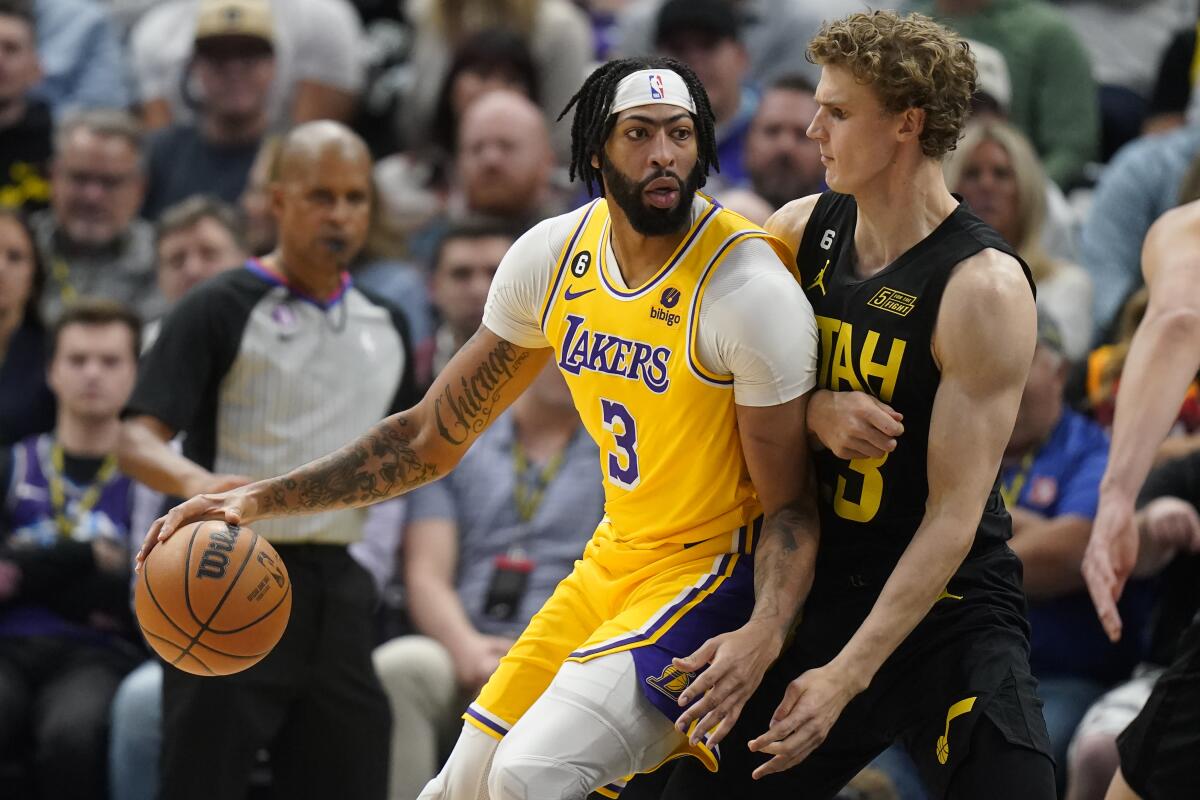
[608,69,697,117]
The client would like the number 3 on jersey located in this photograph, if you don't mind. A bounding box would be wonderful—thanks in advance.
[833,453,887,522]
[600,398,640,489]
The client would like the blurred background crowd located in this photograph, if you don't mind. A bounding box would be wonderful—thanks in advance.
[2,0,1200,798]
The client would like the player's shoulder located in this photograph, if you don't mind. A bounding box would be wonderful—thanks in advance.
[763,193,824,253]
[946,247,1032,305]
[1142,199,1200,284]
[1147,199,1200,243]
[938,249,1036,363]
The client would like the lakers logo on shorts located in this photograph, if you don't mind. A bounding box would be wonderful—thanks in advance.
[935,696,977,765]
[646,664,695,701]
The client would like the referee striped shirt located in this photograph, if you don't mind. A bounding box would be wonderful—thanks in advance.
[126,260,417,544]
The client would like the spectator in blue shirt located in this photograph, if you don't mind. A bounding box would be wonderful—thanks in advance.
[31,0,130,114]
[1081,123,1200,341]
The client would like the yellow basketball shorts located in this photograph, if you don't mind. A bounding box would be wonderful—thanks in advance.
[464,517,759,789]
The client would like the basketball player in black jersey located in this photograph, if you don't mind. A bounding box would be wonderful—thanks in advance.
[626,11,1058,799]
[1082,200,1200,800]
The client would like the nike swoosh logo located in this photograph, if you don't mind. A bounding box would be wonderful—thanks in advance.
[564,286,595,301]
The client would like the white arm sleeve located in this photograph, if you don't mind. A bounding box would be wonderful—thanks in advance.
[481,211,584,348]
[697,239,819,407]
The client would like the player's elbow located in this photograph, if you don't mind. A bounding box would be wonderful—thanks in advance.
[1150,304,1200,347]
[403,403,470,476]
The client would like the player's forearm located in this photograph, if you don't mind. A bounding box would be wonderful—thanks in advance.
[1103,307,1200,500]
[748,496,821,641]
[245,410,446,520]
[117,419,209,498]
[831,514,975,693]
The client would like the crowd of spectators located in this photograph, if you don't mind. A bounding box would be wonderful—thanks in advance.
[2,0,1199,797]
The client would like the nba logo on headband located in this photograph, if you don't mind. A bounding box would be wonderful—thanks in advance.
[609,69,697,116]
[649,74,665,100]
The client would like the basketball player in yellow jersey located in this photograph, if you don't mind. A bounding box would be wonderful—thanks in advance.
[136,57,823,800]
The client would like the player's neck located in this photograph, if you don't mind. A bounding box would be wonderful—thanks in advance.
[851,161,959,279]
[606,207,691,290]
[511,400,577,462]
[264,252,343,302]
[55,412,120,458]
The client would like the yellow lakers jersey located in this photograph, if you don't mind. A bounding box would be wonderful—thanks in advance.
[540,196,796,546]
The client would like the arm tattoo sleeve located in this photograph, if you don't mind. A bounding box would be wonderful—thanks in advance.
[253,337,533,517]
[256,416,439,516]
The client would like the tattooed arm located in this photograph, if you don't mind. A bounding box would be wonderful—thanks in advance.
[136,329,551,566]
[670,393,821,746]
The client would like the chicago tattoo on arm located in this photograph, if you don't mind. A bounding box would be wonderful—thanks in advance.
[256,416,438,515]
[433,338,530,445]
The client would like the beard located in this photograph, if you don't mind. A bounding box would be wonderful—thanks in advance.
[600,159,703,237]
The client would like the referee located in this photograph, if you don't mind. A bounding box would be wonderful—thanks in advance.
[118,122,416,800]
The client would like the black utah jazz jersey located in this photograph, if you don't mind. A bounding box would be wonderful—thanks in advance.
[795,192,1034,586]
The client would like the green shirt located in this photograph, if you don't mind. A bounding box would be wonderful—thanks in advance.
[916,0,1100,187]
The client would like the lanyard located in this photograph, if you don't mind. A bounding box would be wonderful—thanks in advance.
[1000,451,1035,510]
[48,441,118,539]
[51,257,77,304]
[511,440,566,523]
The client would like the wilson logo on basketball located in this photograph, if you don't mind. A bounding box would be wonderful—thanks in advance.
[195,525,241,580]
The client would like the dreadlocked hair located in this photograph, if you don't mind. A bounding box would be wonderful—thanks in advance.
[558,57,719,197]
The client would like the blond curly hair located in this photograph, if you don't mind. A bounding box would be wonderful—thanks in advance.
[807,11,977,159]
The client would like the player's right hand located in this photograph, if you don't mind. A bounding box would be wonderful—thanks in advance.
[807,390,903,460]
[135,484,259,572]
[1082,489,1139,643]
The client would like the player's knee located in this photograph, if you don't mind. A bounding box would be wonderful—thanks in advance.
[488,749,590,800]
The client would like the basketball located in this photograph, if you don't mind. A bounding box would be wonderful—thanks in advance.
[134,520,292,676]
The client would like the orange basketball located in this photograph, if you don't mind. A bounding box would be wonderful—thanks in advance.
[135,520,292,676]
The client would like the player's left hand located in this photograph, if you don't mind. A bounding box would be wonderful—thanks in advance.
[671,619,784,747]
[747,663,860,779]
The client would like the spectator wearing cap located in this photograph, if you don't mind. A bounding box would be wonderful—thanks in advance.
[32,109,162,325]
[0,0,51,213]
[915,0,1099,189]
[141,0,274,220]
[655,0,756,190]
[130,0,364,132]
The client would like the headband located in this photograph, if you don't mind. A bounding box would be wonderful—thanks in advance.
[608,69,697,116]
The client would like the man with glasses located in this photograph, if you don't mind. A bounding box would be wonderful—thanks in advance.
[30,109,162,324]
